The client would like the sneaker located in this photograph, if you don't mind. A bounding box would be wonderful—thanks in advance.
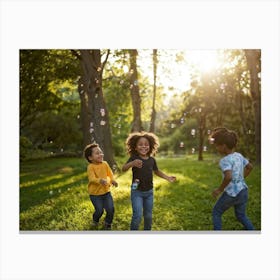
[91,221,99,230]
[103,222,112,230]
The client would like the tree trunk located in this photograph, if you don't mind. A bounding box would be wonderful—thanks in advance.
[78,50,117,169]
[149,49,157,133]
[129,49,143,132]
[244,49,261,165]
[198,112,206,161]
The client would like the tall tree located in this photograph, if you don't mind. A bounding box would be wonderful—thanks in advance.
[129,49,143,132]
[149,49,158,133]
[244,49,261,165]
[72,49,116,168]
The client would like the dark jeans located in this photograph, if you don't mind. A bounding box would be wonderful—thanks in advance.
[212,188,254,230]
[89,192,114,225]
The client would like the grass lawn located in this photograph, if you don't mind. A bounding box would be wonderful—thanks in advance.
[20,155,261,231]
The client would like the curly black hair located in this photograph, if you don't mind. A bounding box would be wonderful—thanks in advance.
[125,131,159,156]
[210,127,238,149]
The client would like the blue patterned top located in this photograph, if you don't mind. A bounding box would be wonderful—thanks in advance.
[219,152,249,197]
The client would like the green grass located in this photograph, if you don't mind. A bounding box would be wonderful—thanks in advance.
[20,155,261,231]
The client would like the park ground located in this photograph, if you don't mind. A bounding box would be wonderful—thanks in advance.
[20,155,261,231]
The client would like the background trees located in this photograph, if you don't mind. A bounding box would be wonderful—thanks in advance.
[20,49,261,166]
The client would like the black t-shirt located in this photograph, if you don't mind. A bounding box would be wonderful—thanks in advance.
[126,155,158,191]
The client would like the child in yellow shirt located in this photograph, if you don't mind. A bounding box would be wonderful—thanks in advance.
[84,143,118,230]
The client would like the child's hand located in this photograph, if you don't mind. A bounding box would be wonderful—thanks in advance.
[112,180,118,187]
[212,188,222,199]
[132,159,143,168]
[100,179,108,186]
[168,176,176,183]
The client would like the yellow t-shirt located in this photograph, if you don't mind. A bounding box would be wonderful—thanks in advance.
[87,161,114,195]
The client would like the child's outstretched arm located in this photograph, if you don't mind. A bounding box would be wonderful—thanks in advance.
[122,159,143,172]
[154,170,176,183]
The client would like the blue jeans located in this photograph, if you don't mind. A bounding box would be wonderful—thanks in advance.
[212,188,254,230]
[89,192,114,225]
[130,189,153,230]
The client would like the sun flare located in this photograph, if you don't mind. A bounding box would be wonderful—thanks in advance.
[186,50,221,73]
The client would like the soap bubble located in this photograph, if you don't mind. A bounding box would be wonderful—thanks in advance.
[100,108,105,116]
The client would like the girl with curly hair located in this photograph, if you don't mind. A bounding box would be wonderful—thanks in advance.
[122,131,176,230]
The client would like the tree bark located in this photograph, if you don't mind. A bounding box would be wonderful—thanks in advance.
[129,49,143,132]
[149,49,158,133]
[244,49,261,165]
[78,50,117,168]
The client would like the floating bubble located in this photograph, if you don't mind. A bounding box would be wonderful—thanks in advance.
[207,129,211,135]
[180,118,185,124]
[203,146,207,151]
[130,69,134,74]
[133,80,138,86]
[89,128,94,133]
[171,123,176,129]
[191,129,196,136]
[180,142,185,148]
[191,148,195,154]
[100,108,105,116]
[120,80,124,85]
[90,122,94,127]
[49,190,53,195]
[100,120,106,126]
[97,67,102,72]
[209,137,215,144]
[198,108,202,113]
[129,84,133,89]
[77,115,80,119]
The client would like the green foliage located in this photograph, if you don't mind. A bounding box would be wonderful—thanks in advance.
[20,157,261,231]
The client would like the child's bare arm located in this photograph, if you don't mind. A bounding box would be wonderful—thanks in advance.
[244,162,253,178]
[154,170,176,182]
[212,170,232,198]
[122,159,143,172]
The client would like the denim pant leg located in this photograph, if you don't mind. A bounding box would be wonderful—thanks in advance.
[89,195,104,223]
[103,192,115,225]
[143,190,154,230]
[212,192,235,230]
[130,190,143,230]
[234,189,254,230]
